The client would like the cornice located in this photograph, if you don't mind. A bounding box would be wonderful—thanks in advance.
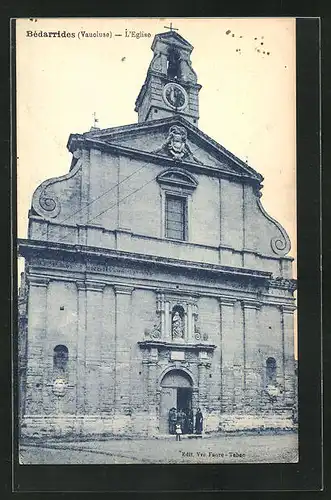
[18,239,272,283]
[76,280,86,291]
[219,296,237,306]
[113,284,135,295]
[138,340,216,351]
[84,280,106,292]
[241,299,262,310]
[26,274,50,287]
[268,277,297,291]
[280,304,297,313]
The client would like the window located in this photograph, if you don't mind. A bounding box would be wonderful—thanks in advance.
[167,48,181,79]
[53,345,69,372]
[165,195,186,240]
[266,357,277,384]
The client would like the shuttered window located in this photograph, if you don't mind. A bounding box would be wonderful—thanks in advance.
[165,195,186,240]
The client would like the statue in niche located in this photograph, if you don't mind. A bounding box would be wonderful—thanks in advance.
[172,310,184,339]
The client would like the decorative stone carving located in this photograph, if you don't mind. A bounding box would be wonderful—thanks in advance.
[72,149,82,159]
[31,158,82,220]
[194,327,201,341]
[194,311,201,340]
[38,189,61,218]
[268,277,297,291]
[149,52,166,73]
[265,383,283,402]
[144,322,161,339]
[194,325,208,342]
[193,308,208,341]
[52,378,67,397]
[180,55,198,83]
[31,257,84,272]
[167,125,187,159]
[256,198,291,256]
[155,125,202,163]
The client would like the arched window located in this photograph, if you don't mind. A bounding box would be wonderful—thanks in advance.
[172,305,185,340]
[53,345,68,372]
[266,357,277,384]
[167,48,181,79]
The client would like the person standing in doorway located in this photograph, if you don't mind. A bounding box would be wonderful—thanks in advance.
[179,409,186,434]
[195,408,203,434]
[183,408,189,434]
[168,407,177,434]
[175,419,182,441]
[188,408,194,434]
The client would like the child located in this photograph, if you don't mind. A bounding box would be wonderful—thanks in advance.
[175,422,182,441]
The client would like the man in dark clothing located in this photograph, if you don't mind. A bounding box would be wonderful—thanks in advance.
[188,408,194,434]
[168,407,177,434]
[178,409,186,434]
[195,408,203,434]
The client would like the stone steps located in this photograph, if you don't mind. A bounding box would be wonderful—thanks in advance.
[155,433,203,440]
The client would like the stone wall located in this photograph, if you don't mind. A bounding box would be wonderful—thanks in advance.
[29,144,294,277]
[21,266,296,437]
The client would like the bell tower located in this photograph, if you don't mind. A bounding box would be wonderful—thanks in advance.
[134,29,202,126]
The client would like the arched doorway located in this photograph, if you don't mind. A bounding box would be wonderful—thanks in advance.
[159,369,193,434]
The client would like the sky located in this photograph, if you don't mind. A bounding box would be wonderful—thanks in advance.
[16,17,296,277]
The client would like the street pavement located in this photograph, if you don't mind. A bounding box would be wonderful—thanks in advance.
[19,431,298,464]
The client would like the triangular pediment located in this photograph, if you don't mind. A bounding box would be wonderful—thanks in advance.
[68,116,263,183]
[157,168,198,189]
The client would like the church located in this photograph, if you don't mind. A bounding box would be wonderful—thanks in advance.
[18,28,297,438]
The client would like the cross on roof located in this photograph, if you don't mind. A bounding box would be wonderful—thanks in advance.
[164,22,179,32]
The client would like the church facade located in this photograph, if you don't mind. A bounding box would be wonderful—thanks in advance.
[18,30,297,438]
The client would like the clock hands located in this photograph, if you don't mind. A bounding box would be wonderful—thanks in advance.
[163,83,188,111]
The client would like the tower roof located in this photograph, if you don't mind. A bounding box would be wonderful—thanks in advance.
[151,31,194,52]
[135,28,200,125]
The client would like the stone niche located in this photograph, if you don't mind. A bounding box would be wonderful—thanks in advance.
[142,290,211,344]
[139,289,216,365]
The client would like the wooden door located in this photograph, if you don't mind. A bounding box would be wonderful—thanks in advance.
[159,387,177,433]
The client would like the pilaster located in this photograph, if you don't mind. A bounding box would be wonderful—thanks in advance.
[280,304,296,406]
[25,275,50,414]
[219,296,237,412]
[80,148,90,224]
[76,281,87,416]
[84,280,105,414]
[99,285,116,413]
[114,285,134,412]
[164,300,170,340]
[147,356,158,435]
[242,299,261,408]
[187,303,193,341]
[197,352,211,410]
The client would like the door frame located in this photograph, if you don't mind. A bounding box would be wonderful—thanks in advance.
[158,366,198,433]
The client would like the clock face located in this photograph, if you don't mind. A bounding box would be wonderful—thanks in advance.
[163,83,188,110]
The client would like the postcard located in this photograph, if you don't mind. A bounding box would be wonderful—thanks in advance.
[16,17,298,467]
